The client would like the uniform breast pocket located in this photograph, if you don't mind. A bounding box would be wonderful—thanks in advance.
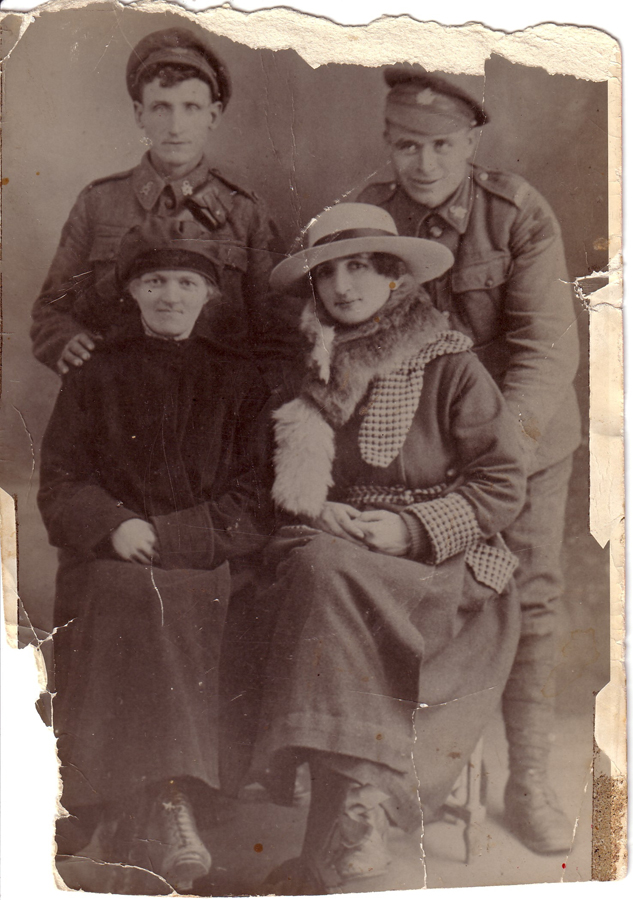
[451,252,511,295]
[216,244,249,278]
[450,252,511,346]
[88,227,129,264]
[76,229,129,327]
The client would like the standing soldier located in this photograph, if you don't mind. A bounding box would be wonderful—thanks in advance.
[358,69,580,855]
[31,27,280,376]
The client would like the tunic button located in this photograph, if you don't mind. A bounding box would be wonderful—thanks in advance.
[429,225,443,238]
[479,172,489,181]
[485,276,494,287]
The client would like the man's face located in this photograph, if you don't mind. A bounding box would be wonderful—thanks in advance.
[386,124,477,208]
[129,270,212,339]
[134,78,222,174]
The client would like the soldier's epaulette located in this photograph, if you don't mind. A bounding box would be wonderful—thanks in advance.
[209,168,259,202]
[85,167,136,190]
[473,167,531,207]
[357,180,398,204]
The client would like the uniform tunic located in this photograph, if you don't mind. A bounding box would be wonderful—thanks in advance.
[31,154,282,370]
[38,325,272,809]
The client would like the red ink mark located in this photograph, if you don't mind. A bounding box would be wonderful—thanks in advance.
[562,863,566,869]
[254,843,263,853]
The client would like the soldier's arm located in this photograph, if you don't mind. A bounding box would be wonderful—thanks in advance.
[501,187,580,461]
[31,189,98,372]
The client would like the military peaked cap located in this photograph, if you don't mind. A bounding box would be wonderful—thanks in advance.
[127,27,232,109]
[384,68,487,135]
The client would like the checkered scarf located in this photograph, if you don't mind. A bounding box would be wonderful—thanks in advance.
[358,332,472,467]
[272,287,471,517]
[299,283,453,426]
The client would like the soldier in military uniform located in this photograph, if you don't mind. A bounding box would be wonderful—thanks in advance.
[31,27,281,376]
[358,69,581,855]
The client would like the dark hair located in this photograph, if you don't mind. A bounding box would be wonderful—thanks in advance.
[291,252,406,302]
[309,252,406,284]
[136,63,215,101]
[367,252,407,280]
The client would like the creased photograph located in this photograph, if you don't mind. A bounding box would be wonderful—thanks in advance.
[0,0,624,895]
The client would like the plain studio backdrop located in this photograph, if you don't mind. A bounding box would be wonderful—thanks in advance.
[0,1,620,898]
[2,2,609,637]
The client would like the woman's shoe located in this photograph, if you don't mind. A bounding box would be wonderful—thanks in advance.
[261,857,327,896]
[325,783,392,881]
[149,784,212,892]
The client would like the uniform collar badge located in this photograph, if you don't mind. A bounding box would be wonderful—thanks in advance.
[416,88,437,105]
[449,204,468,221]
[181,180,194,197]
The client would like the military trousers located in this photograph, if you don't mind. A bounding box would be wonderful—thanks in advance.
[501,454,574,770]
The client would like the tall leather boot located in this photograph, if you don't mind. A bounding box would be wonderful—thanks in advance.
[503,632,573,854]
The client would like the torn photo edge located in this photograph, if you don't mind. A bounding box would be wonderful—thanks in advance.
[0,0,626,894]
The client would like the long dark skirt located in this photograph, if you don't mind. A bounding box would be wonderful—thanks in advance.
[254,529,521,826]
[53,556,231,811]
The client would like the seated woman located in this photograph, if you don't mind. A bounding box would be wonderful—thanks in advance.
[38,218,272,892]
[253,203,526,890]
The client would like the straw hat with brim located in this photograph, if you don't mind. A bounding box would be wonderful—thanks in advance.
[270,203,454,292]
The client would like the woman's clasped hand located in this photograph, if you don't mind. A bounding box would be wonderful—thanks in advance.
[309,501,412,556]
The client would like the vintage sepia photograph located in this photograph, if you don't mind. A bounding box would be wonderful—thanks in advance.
[0,1,622,895]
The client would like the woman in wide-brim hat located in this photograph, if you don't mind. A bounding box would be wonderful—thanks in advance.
[254,203,526,890]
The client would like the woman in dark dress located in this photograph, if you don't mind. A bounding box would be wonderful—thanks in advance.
[38,218,272,891]
[253,203,526,890]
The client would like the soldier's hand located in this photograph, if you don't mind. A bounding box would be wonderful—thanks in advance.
[111,519,161,566]
[57,332,98,374]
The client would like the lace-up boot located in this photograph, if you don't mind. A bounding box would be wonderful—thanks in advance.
[149,783,211,891]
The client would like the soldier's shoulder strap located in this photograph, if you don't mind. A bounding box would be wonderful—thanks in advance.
[85,167,136,191]
[473,166,532,207]
[356,180,399,205]
[209,168,261,203]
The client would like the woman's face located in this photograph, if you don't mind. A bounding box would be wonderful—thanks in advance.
[313,254,396,325]
[129,270,211,339]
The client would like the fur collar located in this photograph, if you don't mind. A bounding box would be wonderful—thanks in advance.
[299,281,449,428]
[271,284,457,518]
